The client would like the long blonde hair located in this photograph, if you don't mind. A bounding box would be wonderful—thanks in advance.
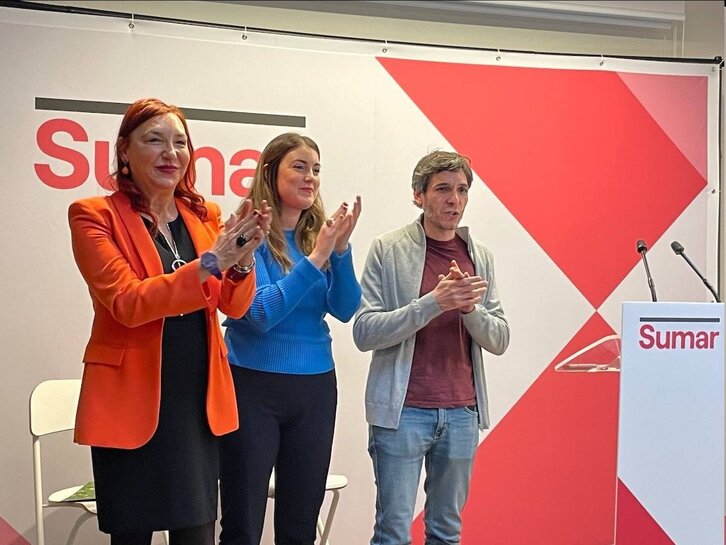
[242,133,326,272]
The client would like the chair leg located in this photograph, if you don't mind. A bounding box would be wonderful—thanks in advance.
[317,489,341,545]
[33,441,45,545]
[64,511,95,545]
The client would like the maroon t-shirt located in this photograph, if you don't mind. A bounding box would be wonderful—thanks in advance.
[404,235,476,408]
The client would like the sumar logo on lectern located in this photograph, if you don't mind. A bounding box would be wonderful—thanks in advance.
[638,317,721,350]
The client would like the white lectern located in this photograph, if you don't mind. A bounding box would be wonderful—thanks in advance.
[618,302,724,545]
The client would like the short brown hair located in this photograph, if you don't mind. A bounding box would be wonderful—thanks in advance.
[411,150,473,194]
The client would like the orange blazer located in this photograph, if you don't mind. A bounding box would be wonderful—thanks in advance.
[69,192,255,449]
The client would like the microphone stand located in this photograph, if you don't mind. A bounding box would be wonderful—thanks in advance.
[640,251,658,302]
[676,251,721,302]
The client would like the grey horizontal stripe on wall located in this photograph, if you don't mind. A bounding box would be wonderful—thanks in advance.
[640,317,720,323]
[35,97,306,127]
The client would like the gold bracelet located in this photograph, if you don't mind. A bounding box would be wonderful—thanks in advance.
[227,258,255,280]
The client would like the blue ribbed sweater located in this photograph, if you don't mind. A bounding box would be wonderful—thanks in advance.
[223,230,362,374]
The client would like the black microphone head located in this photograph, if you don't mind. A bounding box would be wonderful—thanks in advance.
[636,239,647,254]
[671,241,685,255]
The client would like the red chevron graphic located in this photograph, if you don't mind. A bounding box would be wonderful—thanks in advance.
[378,57,706,308]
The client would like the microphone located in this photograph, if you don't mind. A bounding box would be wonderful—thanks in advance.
[636,239,658,302]
[670,241,721,302]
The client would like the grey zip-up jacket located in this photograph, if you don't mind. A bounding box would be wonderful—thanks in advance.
[353,217,510,430]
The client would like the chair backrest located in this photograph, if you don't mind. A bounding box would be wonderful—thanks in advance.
[30,379,81,437]
[30,379,84,545]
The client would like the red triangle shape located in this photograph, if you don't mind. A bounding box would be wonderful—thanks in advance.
[617,73,707,179]
[0,516,31,545]
[615,479,675,545]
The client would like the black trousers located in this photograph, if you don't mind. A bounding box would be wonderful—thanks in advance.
[110,521,214,545]
[219,366,337,545]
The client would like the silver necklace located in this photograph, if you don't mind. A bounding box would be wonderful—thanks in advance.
[159,223,187,271]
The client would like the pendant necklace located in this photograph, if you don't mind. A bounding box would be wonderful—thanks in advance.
[159,223,187,271]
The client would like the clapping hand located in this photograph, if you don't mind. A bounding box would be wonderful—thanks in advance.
[433,259,487,314]
[211,199,271,272]
[308,197,362,269]
[334,196,362,253]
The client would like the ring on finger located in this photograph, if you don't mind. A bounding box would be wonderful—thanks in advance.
[236,234,248,247]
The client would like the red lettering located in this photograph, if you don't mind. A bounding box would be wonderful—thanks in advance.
[228,149,260,198]
[655,331,670,349]
[195,146,226,196]
[670,330,694,349]
[35,119,89,189]
[639,324,655,349]
[640,324,719,350]
[35,118,261,195]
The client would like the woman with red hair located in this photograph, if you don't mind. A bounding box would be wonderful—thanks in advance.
[68,98,270,545]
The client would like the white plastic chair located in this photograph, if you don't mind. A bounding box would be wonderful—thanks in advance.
[30,379,169,545]
[267,470,348,545]
[30,379,96,545]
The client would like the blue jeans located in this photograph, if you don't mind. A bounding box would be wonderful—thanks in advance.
[368,406,479,545]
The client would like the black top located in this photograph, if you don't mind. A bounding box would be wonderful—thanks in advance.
[91,215,218,534]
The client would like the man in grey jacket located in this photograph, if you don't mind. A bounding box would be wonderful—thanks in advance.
[353,150,510,545]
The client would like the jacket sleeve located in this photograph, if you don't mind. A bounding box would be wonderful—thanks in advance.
[207,203,256,320]
[352,238,441,352]
[461,247,510,355]
[219,270,256,320]
[69,199,212,328]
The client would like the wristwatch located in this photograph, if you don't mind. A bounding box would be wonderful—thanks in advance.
[200,251,222,279]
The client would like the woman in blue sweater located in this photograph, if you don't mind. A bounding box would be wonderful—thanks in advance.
[220,133,362,545]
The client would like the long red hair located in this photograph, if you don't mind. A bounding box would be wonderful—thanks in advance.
[113,98,206,231]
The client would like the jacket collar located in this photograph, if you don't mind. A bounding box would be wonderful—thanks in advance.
[108,192,212,278]
[109,192,162,278]
[178,199,215,255]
